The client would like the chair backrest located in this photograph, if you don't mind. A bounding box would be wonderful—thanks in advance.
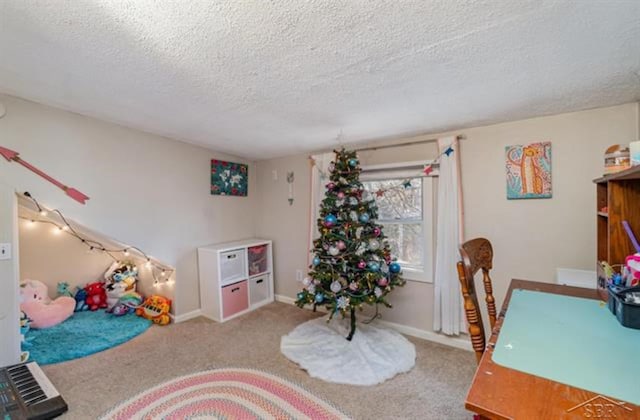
[456,238,497,363]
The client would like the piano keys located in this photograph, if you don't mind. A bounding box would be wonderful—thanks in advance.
[0,362,68,419]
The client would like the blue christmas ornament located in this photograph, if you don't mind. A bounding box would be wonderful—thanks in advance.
[324,214,337,226]
[297,292,305,300]
[389,262,401,273]
[367,261,380,272]
[348,158,358,167]
[315,293,324,303]
[359,213,370,223]
[312,256,321,266]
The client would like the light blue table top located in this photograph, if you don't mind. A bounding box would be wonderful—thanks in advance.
[493,289,640,405]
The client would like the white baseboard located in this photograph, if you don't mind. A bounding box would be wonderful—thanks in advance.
[373,319,471,351]
[275,294,298,306]
[275,294,472,352]
[172,309,203,323]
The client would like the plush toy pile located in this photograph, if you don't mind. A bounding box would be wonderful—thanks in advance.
[20,261,172,332]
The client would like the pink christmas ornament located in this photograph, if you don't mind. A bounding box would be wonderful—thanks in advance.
[373,227,381,236]
[337,240,346,250]
[337,191,345,199]
[377,278,389,287]
[326,182,336,190]
[357,260,366,269]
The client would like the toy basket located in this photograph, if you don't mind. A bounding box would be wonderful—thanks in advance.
[248,245,268,276]
[607,285,640,329]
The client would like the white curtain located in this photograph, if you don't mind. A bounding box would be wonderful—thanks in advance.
[433,136,465,335]
[308,152,334,264]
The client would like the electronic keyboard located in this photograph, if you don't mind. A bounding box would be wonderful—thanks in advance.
[0,362,68,419]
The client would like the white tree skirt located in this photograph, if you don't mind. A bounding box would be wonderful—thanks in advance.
[281,317,416,386]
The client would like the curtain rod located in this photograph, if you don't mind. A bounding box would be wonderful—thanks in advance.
[353,134,466,153]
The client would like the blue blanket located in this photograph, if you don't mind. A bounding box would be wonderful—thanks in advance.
[27,310,152,365]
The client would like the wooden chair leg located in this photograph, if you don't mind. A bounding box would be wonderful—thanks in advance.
[457,262,485,363]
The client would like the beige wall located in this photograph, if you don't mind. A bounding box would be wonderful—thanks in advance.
[256,103,639,333]
[0,94,256,316]
[0,182,21,365]
[18,207,161,300]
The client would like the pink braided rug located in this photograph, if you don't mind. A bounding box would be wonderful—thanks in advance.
[100,368,348,419]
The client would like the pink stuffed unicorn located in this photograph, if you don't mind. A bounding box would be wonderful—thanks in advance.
[20,279,75,329]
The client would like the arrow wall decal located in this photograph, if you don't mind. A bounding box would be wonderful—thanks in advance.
[0,146,90,204]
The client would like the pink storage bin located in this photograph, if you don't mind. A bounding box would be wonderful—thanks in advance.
[221,280,248,318]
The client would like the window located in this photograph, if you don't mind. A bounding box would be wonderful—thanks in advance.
[362,175,434,282]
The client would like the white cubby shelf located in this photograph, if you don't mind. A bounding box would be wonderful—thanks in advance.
[197,238,274,322]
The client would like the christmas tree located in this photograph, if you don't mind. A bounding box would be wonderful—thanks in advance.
[296,148,405,341]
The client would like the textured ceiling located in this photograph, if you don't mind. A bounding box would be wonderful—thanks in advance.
[1,1,639,160]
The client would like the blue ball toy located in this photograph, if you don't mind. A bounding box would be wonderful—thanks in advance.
[297,292,305,300]
[389,262,401,273]
[315,293,324,303]
[312,256,321,266]
[359,213,370,223]
[348,158,358,167]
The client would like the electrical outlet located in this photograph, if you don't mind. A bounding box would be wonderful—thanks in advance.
[0,243,11,260]
[296,269,303,282]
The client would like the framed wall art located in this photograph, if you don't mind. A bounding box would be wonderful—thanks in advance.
[505,142,552,199]
[211,159,248,196]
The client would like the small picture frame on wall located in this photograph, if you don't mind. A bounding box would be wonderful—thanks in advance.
[211,159,248,196]
[505,142,552,199]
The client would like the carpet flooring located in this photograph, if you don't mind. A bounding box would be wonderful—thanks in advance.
[42,302,476,419]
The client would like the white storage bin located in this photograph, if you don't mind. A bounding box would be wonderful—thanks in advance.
[250,275,270,305]
[220,249,246,285]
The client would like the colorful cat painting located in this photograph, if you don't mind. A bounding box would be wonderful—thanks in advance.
[505,142,552,199]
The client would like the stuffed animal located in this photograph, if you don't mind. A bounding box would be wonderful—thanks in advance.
[20,311,33,349]
[103,262,138,309]
[73,287,89,312]
[105,281,130,309]
[136,295,171,325]
[107,291,143,316]
[57,282,74,298]
[84,282,108,311]
[104,261,138,289]
[20,279,75,329]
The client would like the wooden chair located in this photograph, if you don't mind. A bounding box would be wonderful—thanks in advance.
[456,238,497,363]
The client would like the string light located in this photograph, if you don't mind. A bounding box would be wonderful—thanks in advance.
[20,191,174,279]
